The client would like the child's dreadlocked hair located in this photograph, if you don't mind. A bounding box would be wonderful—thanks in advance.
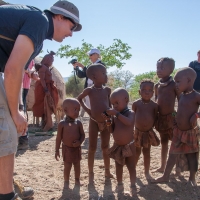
[140,79,154,88]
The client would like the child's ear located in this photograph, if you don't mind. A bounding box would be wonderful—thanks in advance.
[138,90,141,96]
[125,96,129,103]
[187,77,191,84]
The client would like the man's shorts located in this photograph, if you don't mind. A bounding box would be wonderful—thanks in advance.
[0,73,18,157]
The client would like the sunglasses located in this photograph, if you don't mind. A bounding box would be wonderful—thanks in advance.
[63,16,77,32]
[89,53,96,57]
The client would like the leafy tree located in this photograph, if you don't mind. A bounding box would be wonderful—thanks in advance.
[109,70,134,89]
[57,39,132,68]
[65,75,84,97]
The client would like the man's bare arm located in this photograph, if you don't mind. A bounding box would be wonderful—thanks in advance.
[4,35,34,133]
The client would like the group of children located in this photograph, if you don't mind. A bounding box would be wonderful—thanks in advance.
[55,58,200,196]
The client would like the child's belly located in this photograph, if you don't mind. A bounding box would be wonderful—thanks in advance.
[113,129,134,146]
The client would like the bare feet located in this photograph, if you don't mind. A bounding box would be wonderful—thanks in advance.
[64,181,69,189]
[151,176,169,184]
[105,169,114,179]
[89,172,94,184]
[130,185,137,196]
[116,183,124,193]
[145,173,153,181]
[75,178,83,186]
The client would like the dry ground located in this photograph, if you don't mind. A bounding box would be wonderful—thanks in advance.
[14,113,200,200]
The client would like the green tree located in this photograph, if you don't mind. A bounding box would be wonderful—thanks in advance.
[109,70,134,90]
[65,75,84,97]
[57,39,132,68]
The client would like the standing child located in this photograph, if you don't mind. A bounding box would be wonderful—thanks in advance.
[132,80,160,181]
[103,88,136,196]
[152,67,199,186]
[77,63,113,184]
[55,98,85,189]
[155,57,179,172]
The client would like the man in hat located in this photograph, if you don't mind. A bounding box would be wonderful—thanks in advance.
[0,1,82,199]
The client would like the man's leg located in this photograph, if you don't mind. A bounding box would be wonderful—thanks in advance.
[88,119,98,183]
[100,128,113,178]
[18,88,29,150]
[22,89,29,113]
[0,154,15,197]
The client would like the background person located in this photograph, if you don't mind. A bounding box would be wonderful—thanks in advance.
[188,50,200,92]
[18,60,39,150]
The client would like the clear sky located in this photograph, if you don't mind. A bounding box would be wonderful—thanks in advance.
[8,0,200,77]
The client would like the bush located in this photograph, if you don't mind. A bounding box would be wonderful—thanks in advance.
[65,75,84,97]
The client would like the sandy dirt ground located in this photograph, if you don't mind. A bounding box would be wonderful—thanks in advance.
[14,112,200,200]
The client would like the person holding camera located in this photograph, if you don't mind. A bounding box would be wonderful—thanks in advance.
[72,48,105,116]
[73,48,105,88]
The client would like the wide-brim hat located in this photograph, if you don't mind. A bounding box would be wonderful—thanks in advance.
[45,0,82,32]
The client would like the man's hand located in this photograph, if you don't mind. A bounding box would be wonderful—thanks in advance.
[73,140,81,147]
[72,62,84,69]
[55,151,60,161]
[12,111,28,135]
[106,108,118,116]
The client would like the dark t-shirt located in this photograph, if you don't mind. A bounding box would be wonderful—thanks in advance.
[189,60,200,91]
[0,4,54,71]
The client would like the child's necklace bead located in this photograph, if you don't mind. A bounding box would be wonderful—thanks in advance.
[92,85,105,90]
[158,76,173,87]
[141,99,151,104]
[183,90,194,95]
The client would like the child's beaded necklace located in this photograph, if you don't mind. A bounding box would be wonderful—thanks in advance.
[158,76,173,87]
